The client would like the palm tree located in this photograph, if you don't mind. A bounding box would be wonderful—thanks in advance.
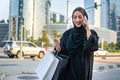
[41,30,50,46]
[0,19,5,23]
[52,30,58,38]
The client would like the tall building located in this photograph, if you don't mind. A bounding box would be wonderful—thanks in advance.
[110,0,120,42]
[9,0,51,40]
[84,0,117,43]
[101,0,109,29]
[50,11,65,24]
[85,0,103,28]
[84,0,94,25]
[0,23,9,42]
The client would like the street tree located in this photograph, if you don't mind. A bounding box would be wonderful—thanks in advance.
[0,19,5,23]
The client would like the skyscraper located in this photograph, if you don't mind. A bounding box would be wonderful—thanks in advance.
[9,0,51,40]
[84,0,94,25]
[109,0,120,42]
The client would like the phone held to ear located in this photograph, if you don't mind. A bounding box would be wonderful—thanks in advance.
[82,23,86,29]
[82,16,87,28]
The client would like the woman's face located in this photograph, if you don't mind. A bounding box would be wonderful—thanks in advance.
[73,11,84,28]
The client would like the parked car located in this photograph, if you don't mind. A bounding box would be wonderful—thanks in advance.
[94,49,109,56]
[2,40,46,58]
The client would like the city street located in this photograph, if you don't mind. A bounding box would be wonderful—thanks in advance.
[0,0,120,80]
[0,52,120,80]
[93,68,120,80]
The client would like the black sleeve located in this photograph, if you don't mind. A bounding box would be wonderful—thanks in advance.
[58,32,68,55]
[83,29,99,51]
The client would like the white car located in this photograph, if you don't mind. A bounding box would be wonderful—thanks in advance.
[2,41,46,58]
[94,49,109,56]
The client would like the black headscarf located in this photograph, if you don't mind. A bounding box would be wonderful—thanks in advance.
[65,7,88,56]
[72,7,88,20]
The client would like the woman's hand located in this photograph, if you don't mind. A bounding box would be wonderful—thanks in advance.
[53,37,61,53]
[83,16,91,40]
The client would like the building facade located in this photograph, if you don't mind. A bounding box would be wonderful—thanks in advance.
[50,11,65,24]
[110,0,120,42]
[0,23,9,42]
[48,24,117,43]
[9,0,51,40]
[84,0,95,26]
[84,0,120,42]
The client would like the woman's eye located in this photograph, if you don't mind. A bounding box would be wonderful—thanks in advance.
[78,16,83,19]
[73,16,83,19]
[73,16,76,19]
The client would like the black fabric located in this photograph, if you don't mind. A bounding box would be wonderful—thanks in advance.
[58,26,99,80]
[52,54,69,80]
[72,7,88,20]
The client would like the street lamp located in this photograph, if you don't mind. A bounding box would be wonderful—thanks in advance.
[19,0,24,59]
[66,0,70,30]
[19,17,24,59]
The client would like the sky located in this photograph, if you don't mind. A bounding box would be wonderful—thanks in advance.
[0,0,83,21]
[0,0,9,21]
[50,0,84,17]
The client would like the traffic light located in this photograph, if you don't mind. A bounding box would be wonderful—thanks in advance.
[94,2,97,9]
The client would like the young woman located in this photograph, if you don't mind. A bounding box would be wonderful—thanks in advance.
[54,7,99,80]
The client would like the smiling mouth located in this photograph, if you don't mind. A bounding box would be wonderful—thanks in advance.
[76,22,81,25]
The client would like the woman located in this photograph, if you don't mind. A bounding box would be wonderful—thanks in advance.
[54,7,99,80]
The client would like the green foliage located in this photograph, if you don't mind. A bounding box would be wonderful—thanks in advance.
[58,20,65,24]
[52,30,58,37]
[7,19,9,23]
[116,41,120,50]
[108,50,120,53]
[50,18,56,23]
[104,42,109,50]
[0,19,5,23]
[41,30,50,46]
[52,30,62,38]
[27,36,34,42]
[108,42,116,50]
[98,41,120,52]
[35,37,42,46]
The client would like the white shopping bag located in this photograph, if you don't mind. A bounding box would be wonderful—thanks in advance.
[36,52,59,80]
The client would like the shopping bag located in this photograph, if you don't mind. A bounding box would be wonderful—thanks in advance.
[52,54,69,80]
[36,52,59,80]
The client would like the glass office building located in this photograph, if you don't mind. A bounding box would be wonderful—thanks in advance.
[84,0,94,25]
[9,0,51,40]
[50,12,65,24]
[84,0,117,43]
[110,0,120,42]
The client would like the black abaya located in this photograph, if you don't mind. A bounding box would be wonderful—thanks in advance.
[58,26,99,80]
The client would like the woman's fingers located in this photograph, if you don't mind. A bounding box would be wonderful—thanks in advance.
[54,37,61,52]
[54,37,60,44]
[54,44,61,52]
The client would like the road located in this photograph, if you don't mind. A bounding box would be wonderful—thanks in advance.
[93,68,120,80]
[0,52,120,80]
[93,56,120,80]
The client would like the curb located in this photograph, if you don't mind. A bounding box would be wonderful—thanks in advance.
[94,64,120,72]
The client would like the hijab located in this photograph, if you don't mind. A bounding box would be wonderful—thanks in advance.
[67,7,88,53]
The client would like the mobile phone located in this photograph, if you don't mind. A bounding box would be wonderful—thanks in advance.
[82,16,86,28]
[82,23,86,29]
